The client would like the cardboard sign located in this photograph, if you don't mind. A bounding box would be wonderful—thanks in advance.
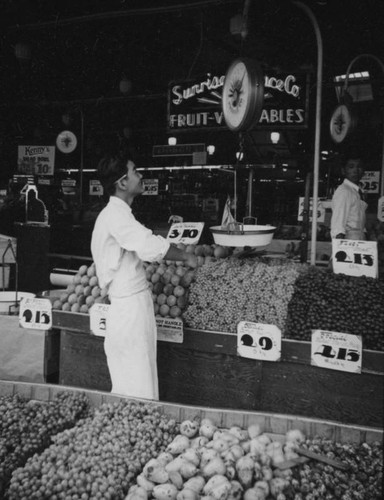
[297,197,325,222]
[360,171,380,194]
[167,222,204,244]
[156,317,183,343]
[237,321,281,361]
[90,303,109,337]
[89,180,103,196]
[332,239,378,278]
[142,179,159,196]
[19,298,52,330]
[311,329,362,374]
[18,145,55,176]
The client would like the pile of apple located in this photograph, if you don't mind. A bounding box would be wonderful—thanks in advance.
[52,244,230,317]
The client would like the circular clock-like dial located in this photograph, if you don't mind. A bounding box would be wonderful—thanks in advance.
[330,104,355,144]
[222,58,264,132]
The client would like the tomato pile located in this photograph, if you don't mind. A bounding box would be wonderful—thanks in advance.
[285,267,384,351]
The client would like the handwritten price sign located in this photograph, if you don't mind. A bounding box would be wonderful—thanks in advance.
[311,329,362,374]
[90,303,110,337]
[167,222,204,245]
[332,239,378,278]
[19,298,52,330]
[237,321,281,361]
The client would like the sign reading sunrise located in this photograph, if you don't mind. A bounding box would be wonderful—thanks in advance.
[168,71,310,131]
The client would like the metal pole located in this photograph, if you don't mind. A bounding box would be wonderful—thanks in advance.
[343,54,384,197]
[79,108,84,207]
[293,1,323,266]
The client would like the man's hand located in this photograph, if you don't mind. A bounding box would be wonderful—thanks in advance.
[184,253,198,269]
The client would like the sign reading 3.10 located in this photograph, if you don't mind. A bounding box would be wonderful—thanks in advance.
[167,222,205,245]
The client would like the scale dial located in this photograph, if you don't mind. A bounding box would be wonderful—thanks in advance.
[222,58,264,132]
[330,103,356,143]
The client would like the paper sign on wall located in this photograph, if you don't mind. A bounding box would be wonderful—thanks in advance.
[142,179,159,196]
[311,329,362,374]
[297,197,325,222]
[19,298,52,330]
[332,239,378,278]
[167,222,204,244]
[237,321,281,361]
[90,303,109,336]
[360,171,380,194]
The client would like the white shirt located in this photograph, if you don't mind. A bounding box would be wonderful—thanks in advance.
[331,178,367,239]
[91,196,170,298]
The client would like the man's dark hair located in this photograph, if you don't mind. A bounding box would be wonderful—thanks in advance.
[97,154,131,196]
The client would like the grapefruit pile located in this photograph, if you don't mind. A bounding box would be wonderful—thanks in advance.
[52,244,230,318]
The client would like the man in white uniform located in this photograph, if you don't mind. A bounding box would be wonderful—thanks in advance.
[91,155,197,400]
[331,157,367,240]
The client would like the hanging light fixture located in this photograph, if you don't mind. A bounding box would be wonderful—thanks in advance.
[236,151,244,160]
[207,145,215,155]
[270,132,280,144]
[168,137,177,146]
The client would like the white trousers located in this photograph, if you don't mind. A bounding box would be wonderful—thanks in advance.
[105,290,159,400]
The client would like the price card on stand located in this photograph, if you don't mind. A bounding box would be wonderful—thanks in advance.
[311,330,362,374]
[156,317,183,343]
[19,298,52,330]
[360,171,380,194]
[237,321,281,361]
[332,239,378,278]
[90,303,110,337]
[167,222,205,245]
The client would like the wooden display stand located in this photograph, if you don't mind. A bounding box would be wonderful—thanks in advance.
[52,311,384,429]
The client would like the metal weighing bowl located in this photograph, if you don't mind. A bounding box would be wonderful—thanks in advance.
[210,224,276,247]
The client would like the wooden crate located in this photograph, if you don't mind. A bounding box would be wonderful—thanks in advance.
[0,315,60,383]
[52,311,384,429]
[0,380,381,445]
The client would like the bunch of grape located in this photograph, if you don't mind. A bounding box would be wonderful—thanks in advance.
[0,391,90,496]
[52,263,109,314]
[285,267,384,351]
[287,437,383,500]
[183,257,306,333]
[7,400,179,500]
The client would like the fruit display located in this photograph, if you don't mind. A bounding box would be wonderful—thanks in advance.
[52,263,110,314]
[126,417,382,500]
[51,243,384,352]
[183,258,307,333]
[285,267,384,351]
[52,244,230,319]
[0,391,90,496]
[2,390,382,500]
[6,399,179,500]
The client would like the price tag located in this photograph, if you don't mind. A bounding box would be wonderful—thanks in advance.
[311,329,362,374]
[19,298,52,330]
[90,303,110,337]
[142,179,159,196]
[297,197,325,223]
[237,321,281,361]
[156,317,183,343]
[360,171,379,194]
[332,239,378,278]
[377,196,384,222]
[167,222,205,245]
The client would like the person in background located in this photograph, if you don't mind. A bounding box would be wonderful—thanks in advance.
[330,157,367,240]
[91,154,197,400]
